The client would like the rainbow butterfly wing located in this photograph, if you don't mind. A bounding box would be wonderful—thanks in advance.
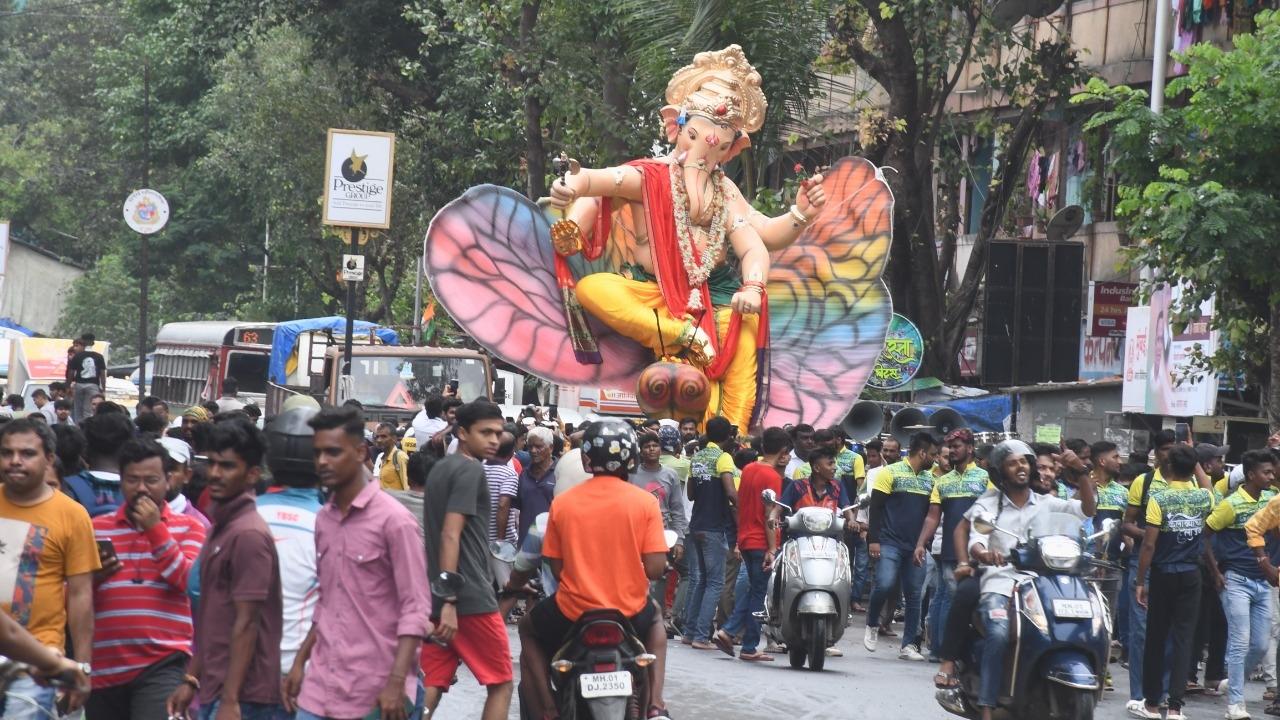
[424,185,650,389]
[762,156,893,428]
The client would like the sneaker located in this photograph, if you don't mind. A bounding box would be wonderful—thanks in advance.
[826,646,843,657]
[899,645,926,661]
[1206,679,1229,697]
[863,625,878,652]
[1127,700,1161,719]
[1226,703,1251,720]
[1167,708,1188,720]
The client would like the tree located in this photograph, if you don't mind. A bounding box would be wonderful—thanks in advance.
[825,1,1088,378]
[1076,10,1280,428]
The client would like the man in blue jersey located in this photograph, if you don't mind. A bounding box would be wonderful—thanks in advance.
[863,432,939,660]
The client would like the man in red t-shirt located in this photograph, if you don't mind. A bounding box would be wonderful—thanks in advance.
[712,427,790,661]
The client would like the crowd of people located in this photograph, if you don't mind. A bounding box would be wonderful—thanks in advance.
[0,370,1279,720]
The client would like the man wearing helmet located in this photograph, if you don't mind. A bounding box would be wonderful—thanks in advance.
[519,419,673,720]
[963,440,1097,720]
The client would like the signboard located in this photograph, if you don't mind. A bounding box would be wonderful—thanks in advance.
[1121,306,1149,412]
[1122,286,1219,416]
[322,129,396,229]
[122,190,169,235]
[867,313,924,391]
[1079,335,1123,380]
[1089,281,1137,337]
[342,254,365,282]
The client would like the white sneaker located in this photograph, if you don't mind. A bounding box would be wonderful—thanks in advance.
[825,646,843,657]
[863,625,878,652]
[1226,703,1250,720]
[899,645,926,661]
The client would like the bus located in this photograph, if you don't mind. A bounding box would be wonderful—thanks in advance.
[151,321,276,409]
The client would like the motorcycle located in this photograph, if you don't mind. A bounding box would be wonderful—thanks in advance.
[937,512,1117,720]
[759,488,859,671]
[521,529,678,720]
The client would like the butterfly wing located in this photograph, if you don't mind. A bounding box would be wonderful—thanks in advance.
[762,157,894,428]
[424,185,650,389]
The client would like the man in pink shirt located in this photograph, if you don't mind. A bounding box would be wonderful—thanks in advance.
[283,406,432,720]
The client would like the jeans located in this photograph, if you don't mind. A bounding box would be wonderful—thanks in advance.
[4,675,56,720]
[1144,569,1201,711]
[1116,562,1131,651]
[850,535,870,602]
[978,592,1012,708]
[1128,558,1149,702]
[684,530,728,643]
[198,701,287,720]
[928,559,956,657]
[1221,571,1273,705]
[722,549,769,653]
[866,543,926,648]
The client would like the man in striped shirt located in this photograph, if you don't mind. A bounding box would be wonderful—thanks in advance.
[88,437,206,719]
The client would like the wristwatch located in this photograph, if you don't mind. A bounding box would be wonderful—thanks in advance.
[78,662,92,676]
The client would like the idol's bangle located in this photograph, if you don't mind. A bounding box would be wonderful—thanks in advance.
[788,204,810,225]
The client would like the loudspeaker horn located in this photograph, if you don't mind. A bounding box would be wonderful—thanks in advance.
[928,408,964,437]
[889,407,929,446]
[841,401,885,443]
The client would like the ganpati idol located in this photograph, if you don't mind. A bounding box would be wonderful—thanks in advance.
[425,45,895,431]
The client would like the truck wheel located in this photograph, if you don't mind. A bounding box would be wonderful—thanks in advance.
[806,616,828,671]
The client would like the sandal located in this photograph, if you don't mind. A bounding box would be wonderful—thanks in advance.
[934,672,960,689]
[1265,701,1280,717]
[740,651,775,662]
[648,705,673,720]
[1266,687,1278,702]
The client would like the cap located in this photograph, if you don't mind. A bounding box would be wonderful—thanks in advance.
[182,406,210,422]
[402,436,418,453]
[158,436,192,465]
[1195,443,1229,464]
[944,428,974,445]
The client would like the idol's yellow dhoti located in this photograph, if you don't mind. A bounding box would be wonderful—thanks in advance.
[576,272,758,429]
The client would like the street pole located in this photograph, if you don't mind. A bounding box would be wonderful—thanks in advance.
[1149,0,1171,116]
[138,60,150,402]
[343,227,357,376]
[1142,0,1171,287]
[412,255,423,346]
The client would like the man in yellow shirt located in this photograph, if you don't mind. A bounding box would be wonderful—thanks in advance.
[372,423,409,491]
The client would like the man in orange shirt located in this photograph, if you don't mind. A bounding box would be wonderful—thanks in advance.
[519,420,670,720]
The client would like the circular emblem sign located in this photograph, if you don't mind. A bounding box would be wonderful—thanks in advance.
[867,313,925,391]
[123,189,170,235]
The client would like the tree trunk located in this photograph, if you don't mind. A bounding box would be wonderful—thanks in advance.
[520,1,546,200]
[1270,297,1280,431]
[599,53,632,164]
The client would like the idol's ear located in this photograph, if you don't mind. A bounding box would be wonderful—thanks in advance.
[723,133,752,163]
[660,105,682,143]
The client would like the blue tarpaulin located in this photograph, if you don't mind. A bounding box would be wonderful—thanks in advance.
[931,395,1011,433]
[0,318,35,337]
[268,317,399,384]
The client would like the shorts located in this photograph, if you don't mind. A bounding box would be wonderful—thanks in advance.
[420,611,513,689]
[528,595,659,658]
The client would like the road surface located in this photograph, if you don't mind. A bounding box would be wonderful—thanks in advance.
[435,623,1258,719]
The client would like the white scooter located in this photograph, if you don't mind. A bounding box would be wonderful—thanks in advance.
[759,488,859,671]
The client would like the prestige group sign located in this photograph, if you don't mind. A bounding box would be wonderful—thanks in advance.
[322,129,396,229]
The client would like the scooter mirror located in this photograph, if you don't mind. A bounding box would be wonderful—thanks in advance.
[762,488,777,504]
[856,491,872,508]
[972,511,998,536]
[663,530,679,550]
[489,541,518,563]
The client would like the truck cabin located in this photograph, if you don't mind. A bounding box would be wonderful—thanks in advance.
[151,321,275,409]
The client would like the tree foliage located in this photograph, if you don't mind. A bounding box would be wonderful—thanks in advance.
[826,0,1089,378]
[1075,10,1280,426]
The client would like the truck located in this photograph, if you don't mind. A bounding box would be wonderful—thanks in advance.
[265,317,493,426]
[7,336,137,410]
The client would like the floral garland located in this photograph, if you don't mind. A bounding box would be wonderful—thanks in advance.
[669,161,728,311]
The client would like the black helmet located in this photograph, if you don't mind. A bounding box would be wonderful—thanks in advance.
[581,420,638,477]
[266,404,319,481]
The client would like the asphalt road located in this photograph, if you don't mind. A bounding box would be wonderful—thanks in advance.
[437,624,1266,720]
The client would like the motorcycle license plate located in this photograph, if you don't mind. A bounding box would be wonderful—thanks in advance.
[1053,599,1093,619]
[580,671,633,699]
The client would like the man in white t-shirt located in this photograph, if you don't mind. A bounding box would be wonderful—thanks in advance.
[411,395,448,444]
